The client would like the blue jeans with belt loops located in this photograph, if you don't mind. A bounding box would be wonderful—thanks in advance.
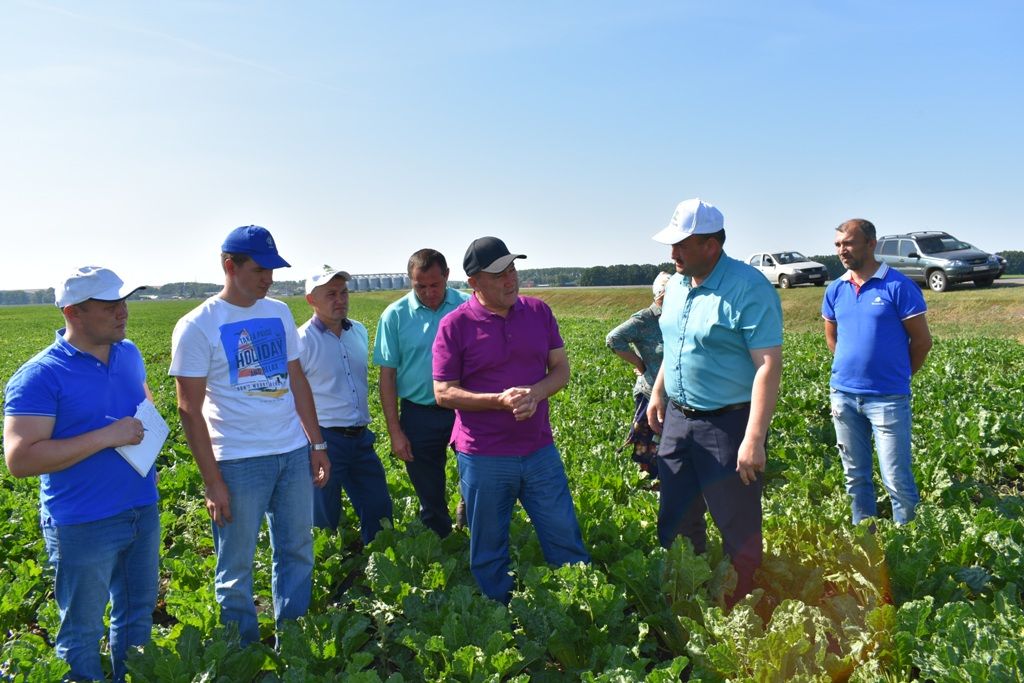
[41,503,160,682]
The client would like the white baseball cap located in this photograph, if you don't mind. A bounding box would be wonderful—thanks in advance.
[651,198,724,244]
[652,271,672,299]
[55,266,144,308]
[305,266,351,295]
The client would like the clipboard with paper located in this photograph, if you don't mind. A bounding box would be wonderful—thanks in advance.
[114,399,169,476]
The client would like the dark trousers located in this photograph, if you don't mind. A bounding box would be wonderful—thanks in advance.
[400,399,457,537]
[656,402,763,601]
[312,427,393,544]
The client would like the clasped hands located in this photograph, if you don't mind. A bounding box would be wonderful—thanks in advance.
[499,386,539,421]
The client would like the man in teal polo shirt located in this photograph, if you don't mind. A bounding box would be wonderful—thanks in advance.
[373,248,470,537]
[647,198,783,604]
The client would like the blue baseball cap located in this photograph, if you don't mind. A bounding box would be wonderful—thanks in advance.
[221,225,291,269]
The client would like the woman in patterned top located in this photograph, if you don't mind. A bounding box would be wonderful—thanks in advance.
[605,272,671,479]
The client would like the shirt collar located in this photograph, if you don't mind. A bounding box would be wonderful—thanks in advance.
[53,328,120,362]
[53,329,79,357]
[410,286,462,312]
[839,262,888,282]
[466,293,523,320]
[311,315,351,334]
[682,251,729,291]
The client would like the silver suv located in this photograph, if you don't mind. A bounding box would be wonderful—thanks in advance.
[875,231,1003,292]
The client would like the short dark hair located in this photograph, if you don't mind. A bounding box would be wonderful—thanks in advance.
[407,249,448,278]
[701,229,726,247]
[838,219,876,242]
[221,252,252,272]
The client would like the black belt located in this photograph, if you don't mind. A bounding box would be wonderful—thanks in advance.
[400,399,451,411]
[326,425,367,438]
[671,400,750,419]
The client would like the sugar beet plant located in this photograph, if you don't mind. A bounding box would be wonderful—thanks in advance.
[1,297,1023,681]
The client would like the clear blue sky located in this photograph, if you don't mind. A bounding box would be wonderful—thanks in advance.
[2,1,1021,290]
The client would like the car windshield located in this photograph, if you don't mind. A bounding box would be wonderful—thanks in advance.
[915,236,972,254]
[772,252,808,265]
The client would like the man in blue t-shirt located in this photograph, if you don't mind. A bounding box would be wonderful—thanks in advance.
[3,266,159,682]
[823,219,932,525]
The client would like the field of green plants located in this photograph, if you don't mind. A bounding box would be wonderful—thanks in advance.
[1,288,1023,681]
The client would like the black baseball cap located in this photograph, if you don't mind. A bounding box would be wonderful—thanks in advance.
[463,236,526,276]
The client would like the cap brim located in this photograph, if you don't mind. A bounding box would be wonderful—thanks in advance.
[305,271,350,294]
[479,253,526,274]
[65,285,146,307]
[652,225,695,245]
[252,253,291,269]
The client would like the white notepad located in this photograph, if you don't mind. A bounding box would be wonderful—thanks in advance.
[115,399,170,476]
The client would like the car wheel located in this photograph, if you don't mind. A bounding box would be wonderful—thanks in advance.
[814,281,825,287]
[779,275,792,289]
[927,270,948,292]
[974,277,994,288]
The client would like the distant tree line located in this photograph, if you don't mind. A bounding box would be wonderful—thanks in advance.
[0,289,54,306]
[577,263,675,287]
[998,250,1024,275]
[516,268,585,286]
[807,255,844,279]
[2,251,1020,305]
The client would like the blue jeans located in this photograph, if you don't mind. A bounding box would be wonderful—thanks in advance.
[457,444,590,603]
[656,403,762,602]
[312,427,393,544]
[213,446,314,645]
[830,389,919,525]
[400,400,457,537]
[41,503,160,682]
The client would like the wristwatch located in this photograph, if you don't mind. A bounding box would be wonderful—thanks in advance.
[311,442,328,451]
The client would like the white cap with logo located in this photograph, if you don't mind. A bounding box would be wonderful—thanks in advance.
[55,266,144,308]
[651,198,724,245]
[305,266,351,295]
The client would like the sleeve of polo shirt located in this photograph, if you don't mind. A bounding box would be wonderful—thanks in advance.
[432,315,463,382]
[296,325,312,372]
[3,363,58,417]
[605,312,643,351]
[352,321,370,350]
[821,284,837,322]
[544,303,565,350]
[169,318,211,378]
[372,308,400,368]
[740,282,784,349]
[892,279,927,320]
[126,340,147,383]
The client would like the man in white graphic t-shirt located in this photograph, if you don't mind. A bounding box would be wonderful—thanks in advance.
[169,225,330,645]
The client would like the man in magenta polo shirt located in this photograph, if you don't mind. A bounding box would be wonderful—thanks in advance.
[432,236,590,602]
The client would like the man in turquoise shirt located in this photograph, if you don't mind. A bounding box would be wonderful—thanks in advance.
[373,249,470,537]
[647,198,783,604]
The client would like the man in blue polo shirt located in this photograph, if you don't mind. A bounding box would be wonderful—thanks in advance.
[823,218,932,526]
[3,266,159,682]
[647,198,783,604]
[373,249,469,537]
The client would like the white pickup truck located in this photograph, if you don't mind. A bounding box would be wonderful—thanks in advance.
[747,251,829,288]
